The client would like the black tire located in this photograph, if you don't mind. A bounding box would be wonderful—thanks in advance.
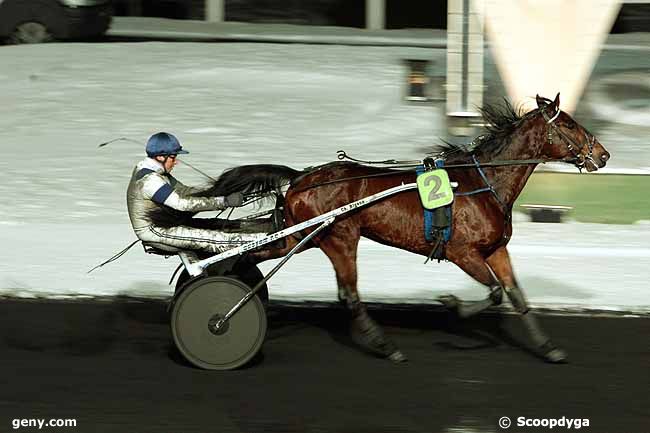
[171,276,266,370]
[229,262,269,305]
[3,0,67,44]
[8,21,54,44]
[174,262,269,305]
[174,270,196,295]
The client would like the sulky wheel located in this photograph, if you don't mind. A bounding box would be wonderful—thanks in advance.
[174,262,269,305]
[171,276,266,370]
[229,262,269,305]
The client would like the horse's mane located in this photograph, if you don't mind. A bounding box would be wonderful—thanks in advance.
[437,98,550,162]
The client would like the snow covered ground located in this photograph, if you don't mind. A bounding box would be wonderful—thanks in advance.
[0,42,648,313]
[2,221,650,314]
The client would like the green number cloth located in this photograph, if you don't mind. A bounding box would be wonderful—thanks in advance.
[416,169,454,210]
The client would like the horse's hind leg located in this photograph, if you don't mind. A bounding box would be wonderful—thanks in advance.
[247,234,301,264]
[318,224,406,363]
[438,250,503,318]
[487,246,567,363]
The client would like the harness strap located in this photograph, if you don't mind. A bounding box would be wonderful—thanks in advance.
[545,105,561,123]
[453,155,512,244]
[540,103,595,171]
[471,155,508,212]
[455,186,491,196]
[424,236,443,264]
[292,170,414,193]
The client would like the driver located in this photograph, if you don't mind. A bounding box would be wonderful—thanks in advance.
[126,132,266,254]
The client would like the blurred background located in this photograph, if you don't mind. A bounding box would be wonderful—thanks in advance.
[0,0,649,311]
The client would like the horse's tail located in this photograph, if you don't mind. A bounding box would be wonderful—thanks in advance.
[147,164,302,229]
[196,164,303,197]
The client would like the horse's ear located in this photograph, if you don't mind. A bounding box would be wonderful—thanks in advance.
[535,94,545,108]
[553,92,560,108]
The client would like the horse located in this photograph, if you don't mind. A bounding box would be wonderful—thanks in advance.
[156,93,610,363]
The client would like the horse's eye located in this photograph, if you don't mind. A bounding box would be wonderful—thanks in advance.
[566,122,575,129]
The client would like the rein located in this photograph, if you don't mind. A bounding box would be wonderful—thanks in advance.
[336,150,421,167]
[291,170,415,192]
[292,156,556,193]
[336,149,551,169]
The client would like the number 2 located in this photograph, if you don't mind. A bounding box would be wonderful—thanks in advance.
[425,175,444,202]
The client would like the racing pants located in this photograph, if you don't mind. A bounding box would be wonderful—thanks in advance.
[136,225,267,254]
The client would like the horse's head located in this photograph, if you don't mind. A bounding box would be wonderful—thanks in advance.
[535,93,610,172]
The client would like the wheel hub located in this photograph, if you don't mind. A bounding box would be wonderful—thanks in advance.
[208,313,229,335]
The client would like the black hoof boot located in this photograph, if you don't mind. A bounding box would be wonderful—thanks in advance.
[350,313,407,363]
[387,350,408,363]
[539,341,568,364]
[489,287,503,305]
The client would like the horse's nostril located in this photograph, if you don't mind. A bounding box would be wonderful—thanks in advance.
[601,153,610,162]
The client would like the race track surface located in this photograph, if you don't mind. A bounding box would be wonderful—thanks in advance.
[0,298,648,433]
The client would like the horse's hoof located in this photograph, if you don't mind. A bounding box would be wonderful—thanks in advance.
[350,314,401,359]
[540,342,568,363]
[388,350,408,363]
[437,294,460,310]
[544,348,568,363]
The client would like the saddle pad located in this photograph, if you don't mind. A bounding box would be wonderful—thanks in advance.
[416,166,453,244]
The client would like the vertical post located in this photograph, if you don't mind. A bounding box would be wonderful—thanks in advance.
[206,0,225,22]
[481,0,622,113]
[366,0,386,30]
[446,0,484,135]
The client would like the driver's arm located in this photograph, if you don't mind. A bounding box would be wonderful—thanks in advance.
[167,175,205,196]
[143,174,226,212]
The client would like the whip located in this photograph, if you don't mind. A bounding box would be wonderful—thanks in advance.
[98,136,218,182]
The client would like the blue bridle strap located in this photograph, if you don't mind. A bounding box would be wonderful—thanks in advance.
[454,155,508,213]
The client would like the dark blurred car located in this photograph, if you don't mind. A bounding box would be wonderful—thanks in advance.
[0,0,112,44]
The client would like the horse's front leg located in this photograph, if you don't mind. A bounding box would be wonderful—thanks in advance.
[438,250,503,318]
[487,246,568,363]
[319,225,406,363]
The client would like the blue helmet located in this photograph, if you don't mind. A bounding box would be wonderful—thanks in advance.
[145,132,189,157]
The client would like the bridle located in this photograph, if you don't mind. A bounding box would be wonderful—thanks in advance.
[541,104,597,172]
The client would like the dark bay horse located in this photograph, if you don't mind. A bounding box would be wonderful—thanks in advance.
[161,94,611,363]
